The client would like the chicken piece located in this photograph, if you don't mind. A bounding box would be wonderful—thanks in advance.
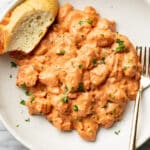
[93,102,125,128]
[97,18,116,32]
[39,67,59,87]
[28,83,47,98]
[57,3,73,23]
[74,118,99,141]
[77,44,101,69]
[33,39,51,56]
[48,94,70,114]
[27,97,51,115]
[87,28,115,47]
[126,79,139,100]
[112,34,131,53]
[84,6,97,15]
[17,64,38,87]
[83,71,91,90]
[46,109,73,131]
[60,60,83,90]
[72,93,93,118]
[64,10,98,45]
[30,56,46,72]
[106,84,128,104]
[122,50,138,78]
[109,53,123,82]
[48,33,77,61]
[90,64,110,86]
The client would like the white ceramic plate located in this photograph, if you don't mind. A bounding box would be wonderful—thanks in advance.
[0,0,150,150]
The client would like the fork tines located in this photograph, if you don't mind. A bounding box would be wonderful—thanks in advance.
[136,46,150,77]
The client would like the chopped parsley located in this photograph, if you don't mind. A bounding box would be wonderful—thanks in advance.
[112,95,115,100]
[20,83,26,89]
[123,66,129,70]
[25,118,30,122]
[128,59,132,63]
[57,49,66,55]
[78,82,84,92]
[16,124,20,127]
[71,61,75,68]
[25,90,31,96]
[79,20,84,25]
[103,102,108,108]
[30,97,35,103]
[64,85,69,92]
[99,57,105,64]
[10,61,17,68]
[73,105,79,112]
[70,87,75,92]
[92,58,98,66]
[61,94,68,103]
[9,74,12,78]
[87,19,93,25]
[78,64,83,69]
[114,130,120,135]
[77,118,82,122]
[20,99,26,106]
[116,39,125,52]
[100,34,104,37]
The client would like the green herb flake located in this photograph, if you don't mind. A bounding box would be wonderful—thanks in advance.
[64,85,69,92]
[25,90,31,96]
[16,124,20,127]
[73,105,79,112]
[20,83,26,89]
[112,95,115,100]
[70,87,75,92]
[9,74,12,78]
[100,34,104,37]
[10,61,17,68]
[128,59,132,63]
[71,61,75,68]
[114,130,120,135]
[41,66,44,70]
[61,94,68,103]
[79,20,84,25]
[25,118,30,122]
[20,99,26,106]
[123,66,129,70]
[77,118,82,122]
[78,64,83,69]
[116,39,125,52]
[57,49,66,55]
[92,58,98,67]
[100,57,105,64]
[103,102,108,108]
[78,82,84,92]
[87,19,93,25]
[30,97,35,103]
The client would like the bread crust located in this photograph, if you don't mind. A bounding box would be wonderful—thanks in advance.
[0,0,58,54]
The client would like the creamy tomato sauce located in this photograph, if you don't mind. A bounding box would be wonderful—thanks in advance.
[9,4,141,141]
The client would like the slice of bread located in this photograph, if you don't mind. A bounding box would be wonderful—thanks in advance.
[1,0,58,54]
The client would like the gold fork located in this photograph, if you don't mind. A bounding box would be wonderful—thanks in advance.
[129,47,150,150]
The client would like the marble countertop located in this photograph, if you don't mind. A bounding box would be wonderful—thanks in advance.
[0,121,149,150]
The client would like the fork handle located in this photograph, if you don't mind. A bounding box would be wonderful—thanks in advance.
[129,88,143,150]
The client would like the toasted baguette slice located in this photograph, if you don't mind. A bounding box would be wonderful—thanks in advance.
[2,0,58,53]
